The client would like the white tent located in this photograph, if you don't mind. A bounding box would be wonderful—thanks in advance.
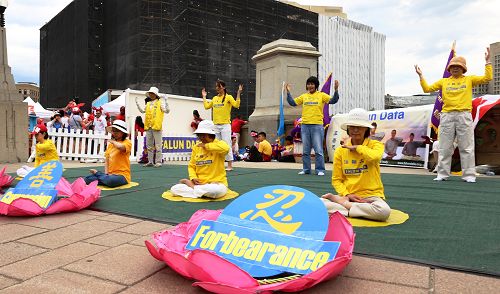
[23,96,36,115]
[101,91,126,115]
[33,102,54,119]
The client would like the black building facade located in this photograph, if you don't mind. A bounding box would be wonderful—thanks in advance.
[40,0,318,117]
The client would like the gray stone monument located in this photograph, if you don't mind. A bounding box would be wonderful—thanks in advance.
[247,39,320,145]
[0,1,29,163]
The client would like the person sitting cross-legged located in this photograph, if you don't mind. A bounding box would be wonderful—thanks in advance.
[84,120,131,188]
[246,132,272,162]
[170,120,231,199]
[321,108,391,221]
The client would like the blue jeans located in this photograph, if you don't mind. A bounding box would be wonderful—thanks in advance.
[301,124,325,173]
[84,171,128,188]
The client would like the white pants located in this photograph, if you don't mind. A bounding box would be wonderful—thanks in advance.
[170,183,227,199]
[146,129,163,164]
[214,124,233,162]
[321,196,391,221]
[16,165,34,178]
[438,111,475,180]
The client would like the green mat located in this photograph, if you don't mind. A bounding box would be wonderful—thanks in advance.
[62,165,500,276]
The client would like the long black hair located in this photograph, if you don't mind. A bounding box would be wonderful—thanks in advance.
[135,116,144,129]
[216,79,227,104]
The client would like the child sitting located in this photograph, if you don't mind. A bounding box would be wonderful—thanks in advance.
[246,132,272,162]
[84,120,131,188]
[278,136,295,162]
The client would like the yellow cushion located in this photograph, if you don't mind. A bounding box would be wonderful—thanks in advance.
[98,181,139,191]
[162,189,239,202]
[347,209,409,227]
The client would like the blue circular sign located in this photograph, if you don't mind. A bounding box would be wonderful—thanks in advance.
[217,185,329,277]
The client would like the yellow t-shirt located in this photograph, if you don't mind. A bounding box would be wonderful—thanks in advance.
[105,139,132,183]
[420,64,492,112]
[204,94,240,125]
[332,138,385,199]
[258,139,272,156]
[188,139,230,186]
[294,91,330,125]
[35,140,59,167]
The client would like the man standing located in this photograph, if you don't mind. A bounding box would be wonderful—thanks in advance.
[136,86,170,167]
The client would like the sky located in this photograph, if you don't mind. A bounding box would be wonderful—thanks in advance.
[5,0,500,96]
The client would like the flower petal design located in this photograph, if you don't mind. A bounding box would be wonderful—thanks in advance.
[0,167,14,189]
[148,209,355,293]
[0,177,100,216]
[188,250,259,288]
[193,282,260,294]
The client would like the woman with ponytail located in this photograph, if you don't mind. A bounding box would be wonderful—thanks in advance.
[202,80,242,171]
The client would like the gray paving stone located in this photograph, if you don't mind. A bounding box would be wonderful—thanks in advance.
[8,212,99,230]
[0,275,17,290]
[0,242,47,267]
[85,231,140,247]
[17,219,126,249]
[0,224,46,243]
[302,276,428,293]
[128,234,154,247]
[342,256,430,288]
[0,269,125,294]
[116,221,171,235]
[0,242,107,280]
[64,244,165,285]
[96,214,143,224]
[434,269,500,294]
[120,267,202,294]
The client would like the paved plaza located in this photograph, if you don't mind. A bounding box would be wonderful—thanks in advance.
[0,161,499,293]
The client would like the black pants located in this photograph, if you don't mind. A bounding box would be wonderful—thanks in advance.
[247,146,263,162]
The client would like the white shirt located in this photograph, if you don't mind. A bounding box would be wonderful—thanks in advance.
[93,116,107,134]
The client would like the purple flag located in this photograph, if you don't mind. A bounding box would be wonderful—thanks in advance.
[321,73,333,126]
[431,49,455,131]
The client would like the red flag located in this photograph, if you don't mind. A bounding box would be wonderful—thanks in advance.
[472,95,500,127]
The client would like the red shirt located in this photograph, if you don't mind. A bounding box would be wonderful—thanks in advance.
[231,118,246,133]
[116,114,125,121]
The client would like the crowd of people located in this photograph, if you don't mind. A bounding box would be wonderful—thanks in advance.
[21,46,493,221]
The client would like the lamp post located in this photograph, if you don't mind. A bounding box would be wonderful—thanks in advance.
[0,1,7,27]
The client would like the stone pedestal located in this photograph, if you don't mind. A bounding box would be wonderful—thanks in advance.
[0,27,28,163]
[248,39,320,144]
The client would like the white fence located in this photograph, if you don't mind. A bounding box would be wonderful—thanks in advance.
[135,132,194,162]
[30,127,196,163]
[30,128,111,162]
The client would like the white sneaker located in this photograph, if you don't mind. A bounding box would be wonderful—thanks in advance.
[143,163,154,167]
[154,163,162,168]
[298,171,306,175]
[462,177,476,183]
[433,177,447,181]
[317,171,325,176]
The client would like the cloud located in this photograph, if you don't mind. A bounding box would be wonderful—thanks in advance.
[6,0,500,96]
[5,0,73,84]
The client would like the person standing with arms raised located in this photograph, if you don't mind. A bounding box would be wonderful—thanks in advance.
[136,86,170,167]
[202,80,242,171]
[415,47,492,182]
[286,76,339,176]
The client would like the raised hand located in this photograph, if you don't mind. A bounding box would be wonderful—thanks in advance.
[334,80,339,91]
[201,88,207,98]
[238,84,244,93]
[414,65,423,76]
[485,47,490,63]
[285,83,291,93]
